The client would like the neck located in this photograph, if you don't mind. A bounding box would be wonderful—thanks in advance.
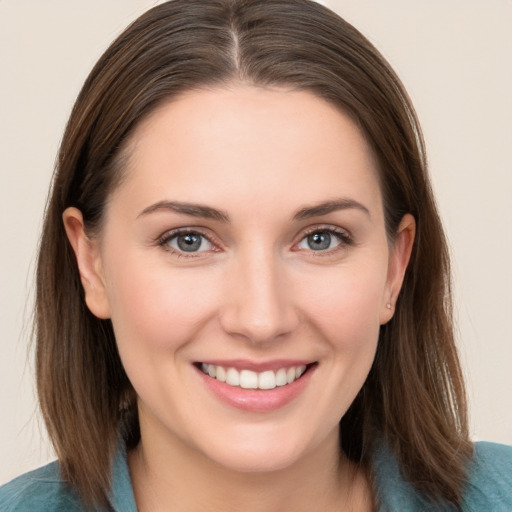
[129,420,372,512]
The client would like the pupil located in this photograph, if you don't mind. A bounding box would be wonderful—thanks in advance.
[177,233,201,252]
[308,232,330,250]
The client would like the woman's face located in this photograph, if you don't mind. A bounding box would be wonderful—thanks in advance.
[66,85,413,473]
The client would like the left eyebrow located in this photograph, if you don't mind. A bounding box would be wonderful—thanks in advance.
[292,198,371,220]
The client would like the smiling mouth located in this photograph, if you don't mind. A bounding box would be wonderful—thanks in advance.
[196,363,315,390]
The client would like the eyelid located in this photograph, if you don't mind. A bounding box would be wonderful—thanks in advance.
[300,224,353,240]
[292,224,354,253]
[157,227,221,256]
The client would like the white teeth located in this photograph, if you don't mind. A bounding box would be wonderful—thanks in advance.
[240,370,258,389]
[226,367,240,386]
[275,368,287,387]
[295,365,306,378]
[199,363,310,389]
[258,370,276,390]
[216,366,226,382]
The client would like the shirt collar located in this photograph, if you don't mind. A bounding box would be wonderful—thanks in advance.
[108,441,138,512]
[106,438,453,511]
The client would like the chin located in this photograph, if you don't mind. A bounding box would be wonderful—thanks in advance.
[211,448,303,474]
[197,429,319,474]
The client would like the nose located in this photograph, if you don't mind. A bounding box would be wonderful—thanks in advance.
[219,247,299,345]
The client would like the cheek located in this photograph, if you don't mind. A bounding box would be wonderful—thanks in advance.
[307,267,386,406]
[302,264,387,346]
[105,265,221,418]
[105,262,220,353]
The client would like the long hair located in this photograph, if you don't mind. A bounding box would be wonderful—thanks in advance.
[36,0,471,508]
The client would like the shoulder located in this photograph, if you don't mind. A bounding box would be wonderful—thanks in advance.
[373,440,512,511]
[462,441,512,510]
[0,462,84,512]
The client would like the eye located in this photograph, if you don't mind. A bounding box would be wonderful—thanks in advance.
[296,229,351,252]
[162,231,214,253]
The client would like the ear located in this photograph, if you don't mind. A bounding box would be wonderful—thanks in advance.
[63,207,111,319]
[380,213,416,324]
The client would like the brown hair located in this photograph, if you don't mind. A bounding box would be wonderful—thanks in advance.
[36,0,472,508]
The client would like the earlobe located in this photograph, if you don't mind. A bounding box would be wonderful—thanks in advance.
[63,207,111,319]
[380,213,416,324]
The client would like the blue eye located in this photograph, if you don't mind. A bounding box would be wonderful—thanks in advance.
[165,232,213,253]
[297,230,348,251]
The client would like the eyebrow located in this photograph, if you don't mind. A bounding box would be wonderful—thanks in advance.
[137,197,370,223]
[138,200,230,222]
[292,198,370,220]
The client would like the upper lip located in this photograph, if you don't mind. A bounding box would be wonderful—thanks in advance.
[195,359,315,372]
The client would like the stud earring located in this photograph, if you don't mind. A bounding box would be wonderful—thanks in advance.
[386,303,393,310]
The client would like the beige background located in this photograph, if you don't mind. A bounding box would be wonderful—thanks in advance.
[1,0,511,483]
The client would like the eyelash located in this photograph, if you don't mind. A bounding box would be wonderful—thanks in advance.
[157,228,218,258]
[296,226,354,255]
[157,226,354,258]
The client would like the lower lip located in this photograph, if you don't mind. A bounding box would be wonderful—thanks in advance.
[195,365,316,413]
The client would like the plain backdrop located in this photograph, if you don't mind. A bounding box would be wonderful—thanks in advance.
[1,0,511,484]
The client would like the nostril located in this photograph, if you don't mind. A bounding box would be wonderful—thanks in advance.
[219,306,299,345]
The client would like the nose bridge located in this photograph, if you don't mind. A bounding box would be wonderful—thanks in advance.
[220,243,298,344]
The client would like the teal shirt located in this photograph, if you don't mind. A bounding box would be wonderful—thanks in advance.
[1,441,511,511]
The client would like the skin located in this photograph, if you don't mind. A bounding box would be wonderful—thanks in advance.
[64,84,415,511]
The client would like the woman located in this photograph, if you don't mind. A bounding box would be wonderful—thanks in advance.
[1,0,511,510]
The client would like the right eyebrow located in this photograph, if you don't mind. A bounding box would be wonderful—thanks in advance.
[137,200,230,222]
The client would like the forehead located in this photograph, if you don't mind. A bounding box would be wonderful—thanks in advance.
[112,85,383,220]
